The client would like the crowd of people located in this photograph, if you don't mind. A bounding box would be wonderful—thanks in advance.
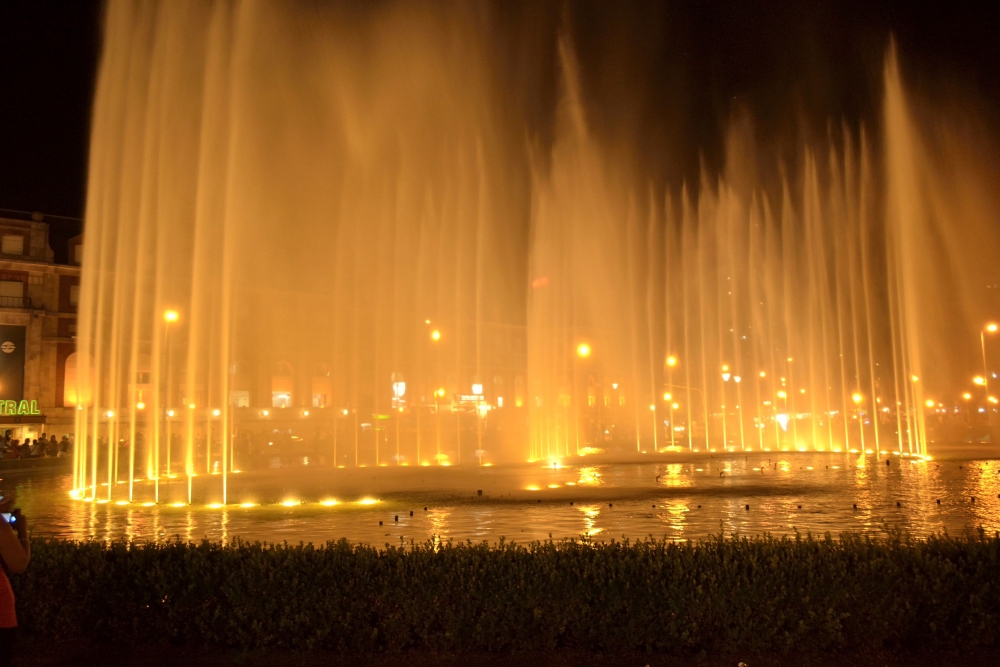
[0,431,71,460]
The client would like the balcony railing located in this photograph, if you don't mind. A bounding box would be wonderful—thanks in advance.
[0,295,32,309]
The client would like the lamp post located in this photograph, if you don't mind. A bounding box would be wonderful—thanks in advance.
[663,391,674,449]
[160,309,178,503]
[982,323,997,424]
[720,366,730,451]
[852,392,865,450]
[391,373,405,465]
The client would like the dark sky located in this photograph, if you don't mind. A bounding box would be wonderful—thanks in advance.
[1,0,998,224]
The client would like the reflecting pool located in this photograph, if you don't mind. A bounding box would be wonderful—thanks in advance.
[7,451,1000,545]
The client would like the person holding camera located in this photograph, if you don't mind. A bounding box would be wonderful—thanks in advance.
[0,493,29,667]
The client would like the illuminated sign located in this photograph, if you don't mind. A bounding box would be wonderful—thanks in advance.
[455,394,484,403]
[0,400,40,416]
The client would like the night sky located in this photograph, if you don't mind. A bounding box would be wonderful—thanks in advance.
[1,0,998,224]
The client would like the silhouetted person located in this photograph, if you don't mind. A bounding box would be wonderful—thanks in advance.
[0,490,30,667]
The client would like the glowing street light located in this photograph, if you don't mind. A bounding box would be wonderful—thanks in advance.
[430,329,442,342]
[777,390,787,399]
[649,404,656,411]
[136,402,146,410]
[852,393,863,404]
[666,355,678,367]
[663,392,672,401]
[733,375,741,383]
[924,399,935,408]
[722,372,731,382]
[106,410,114,418]
[163,310,179,323]
[167,410,175,417]
[963,392,972,400]
[576,343,591,358]
[472,383,483,396]
[759,371,766,378]
[974,376,986,386]
[213,409,221,417]
[988,323,999,333]
[435,388,446,398]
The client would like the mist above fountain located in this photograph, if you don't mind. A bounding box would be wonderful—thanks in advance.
[73,2,1000,504]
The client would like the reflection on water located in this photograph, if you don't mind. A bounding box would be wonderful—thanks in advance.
[4,452,999,545]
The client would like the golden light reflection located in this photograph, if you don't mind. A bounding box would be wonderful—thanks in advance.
[578,504,603,536]
[577,467,602,486]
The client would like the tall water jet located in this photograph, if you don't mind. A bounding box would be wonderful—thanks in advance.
[73,2,1000,505]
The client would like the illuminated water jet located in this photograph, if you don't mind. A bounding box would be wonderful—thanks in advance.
[72,5,1000,507]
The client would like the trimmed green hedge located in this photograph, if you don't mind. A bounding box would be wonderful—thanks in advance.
[12,530,1000,654]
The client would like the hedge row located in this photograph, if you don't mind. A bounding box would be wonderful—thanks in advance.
[12,530,1000,654]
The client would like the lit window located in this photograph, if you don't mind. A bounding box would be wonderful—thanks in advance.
[0,280,23,300]
[588,395,595,407]
[1,235,24,255]
[69,285,80,306]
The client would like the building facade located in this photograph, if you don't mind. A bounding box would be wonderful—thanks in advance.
[0,215,80,441]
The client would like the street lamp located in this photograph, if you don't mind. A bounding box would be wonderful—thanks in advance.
[576,343,591,358]
[666,355,678,368]
[430,329,442,342]
[981,323,997,393]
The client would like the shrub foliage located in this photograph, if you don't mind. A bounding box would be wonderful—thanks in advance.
[12,530,1000,653]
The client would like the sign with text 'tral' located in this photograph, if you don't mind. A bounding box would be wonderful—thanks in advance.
[0,400,41,416]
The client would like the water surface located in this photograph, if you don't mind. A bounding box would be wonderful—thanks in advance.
[7,451,1000,545]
